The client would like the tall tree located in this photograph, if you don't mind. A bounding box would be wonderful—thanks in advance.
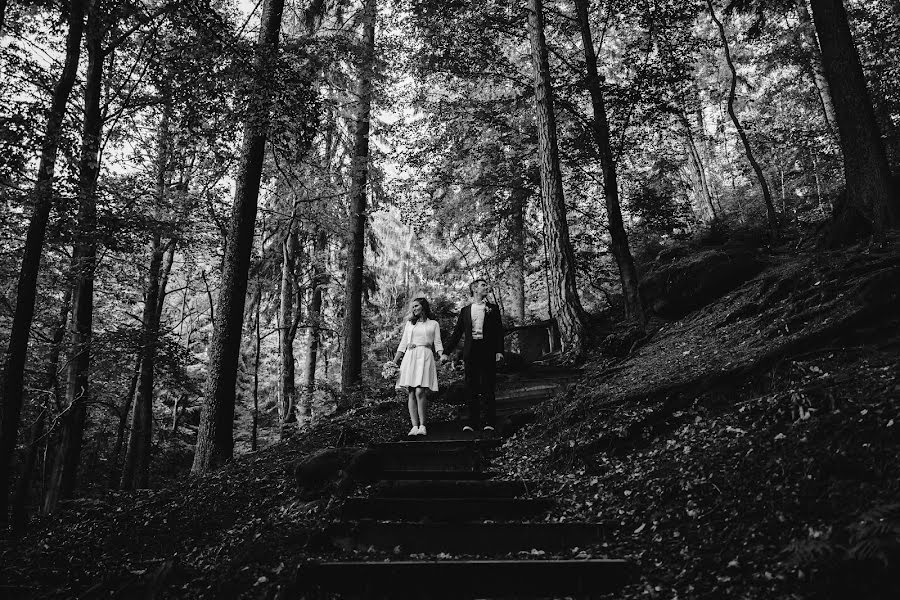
[526,0,586,357]
[574,0,647,326]
[44,2,105,512]
[301,228,327,425]
[120,101,174,490]
[707,0,779,237]
[340,0,377,393]
[191,0,286,474]
[278,226,299,435]
[809,0,898,240]
[0,0,86,528]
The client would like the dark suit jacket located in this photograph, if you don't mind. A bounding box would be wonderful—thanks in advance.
[443,302,504,360]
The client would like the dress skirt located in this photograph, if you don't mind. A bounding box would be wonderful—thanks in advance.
[396,346,439,391]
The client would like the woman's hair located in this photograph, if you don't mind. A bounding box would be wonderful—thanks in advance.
[408,297,432,323]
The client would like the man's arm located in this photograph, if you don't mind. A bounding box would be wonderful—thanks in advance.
[442,308,465,359]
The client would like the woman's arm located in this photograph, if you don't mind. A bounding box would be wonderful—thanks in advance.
[433,320,444,357]
[394,322,410,364]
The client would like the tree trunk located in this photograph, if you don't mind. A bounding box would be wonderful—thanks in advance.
[797,0,839,135]
[707,0,778,237]
[527,0,586,357]
[679,112,719,220]
[43,9,104,513]
[278,230,298,435]
[120,234,166,490]
[9,288,71,534]
[508,182,527,325]
[809,0,898,240]
[0,0,86,528]
[340,0,377,394]
[251,292,261,451]
[574,0,647,326]
[300,229,326,426]
[121,104,172,491]
[191,0,285,474]
[108,356,140,489]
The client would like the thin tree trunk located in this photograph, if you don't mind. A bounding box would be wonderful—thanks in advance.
[300,229,326,426]
[340,0,377,394]
[809,0,898,240]
[574,0,646,326]
[278,230,298,435]
[797,0,839,135]
[43,8,104,513]
[108,356,140,489]
[527,0,586,357]
[252,294,261,451]
[707,0,779,237]
[680,112,718,220]
[0,0,86,528]
[191,0,285,474]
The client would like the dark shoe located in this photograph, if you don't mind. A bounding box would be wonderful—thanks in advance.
[482,425,496,439]
[462,425,474,433]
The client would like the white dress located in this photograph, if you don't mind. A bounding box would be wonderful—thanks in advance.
[396,319,443,391]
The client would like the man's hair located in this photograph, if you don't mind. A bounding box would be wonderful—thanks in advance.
[468,278,488,295]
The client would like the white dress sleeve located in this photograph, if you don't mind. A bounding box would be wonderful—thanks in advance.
[432,320,444,356]
[397,322,411,354]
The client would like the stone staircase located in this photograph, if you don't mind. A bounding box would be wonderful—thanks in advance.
[290,368,632,598]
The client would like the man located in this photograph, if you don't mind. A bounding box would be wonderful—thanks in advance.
[440,278,504,435]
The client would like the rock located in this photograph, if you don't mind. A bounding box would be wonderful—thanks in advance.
[640,248,764,320]
[293,446,382,500]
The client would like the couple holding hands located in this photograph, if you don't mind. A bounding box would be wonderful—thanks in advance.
[392,279,504,437]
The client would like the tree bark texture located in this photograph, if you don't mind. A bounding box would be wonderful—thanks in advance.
[340,0,377,393]
[191,0,285,474]
[679,112,719,220]
[574,0,647,326]
[527,0,586,358]
[279,229,298,435]
[707,0,779,237]
[44,8,104,513]
[300,229,327,426]
[0,0,86,527]
[809,0,898,238]
[796,0,839,134]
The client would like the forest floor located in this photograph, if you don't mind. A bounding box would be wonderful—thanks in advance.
[2,230,899,599]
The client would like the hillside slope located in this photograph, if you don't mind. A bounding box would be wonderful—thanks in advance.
[2,235,898,599]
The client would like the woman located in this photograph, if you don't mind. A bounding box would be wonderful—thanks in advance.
[394,297,443,436]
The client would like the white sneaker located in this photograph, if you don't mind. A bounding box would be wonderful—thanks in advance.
[416,425,427,436]
[408,426,419,436]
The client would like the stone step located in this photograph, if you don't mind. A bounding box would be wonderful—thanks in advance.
[374,441,492,472]
[293,558,631,598]
[373,479,533,499]
[496,383,562,402]
[341,497,553,522]
[328,521,607,554]
[379,470,498,481]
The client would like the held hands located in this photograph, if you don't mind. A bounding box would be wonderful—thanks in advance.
[439,353,449,365]
[495,353,504,363]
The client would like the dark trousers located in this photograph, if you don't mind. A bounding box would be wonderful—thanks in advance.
[464,340,496,428]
